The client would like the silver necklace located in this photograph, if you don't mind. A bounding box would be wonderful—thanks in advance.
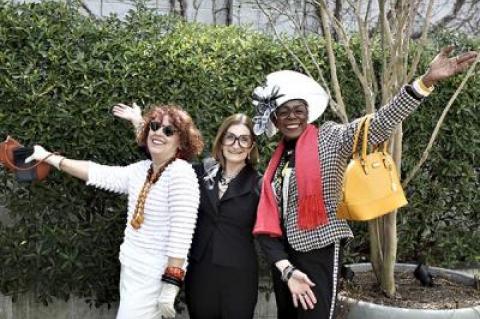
[218,169,242,198]
[219,173,238,186]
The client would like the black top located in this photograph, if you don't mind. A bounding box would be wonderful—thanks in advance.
[189,163,262,270]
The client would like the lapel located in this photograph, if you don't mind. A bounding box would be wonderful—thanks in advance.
[204,168,221,214]
[220,165,255,203]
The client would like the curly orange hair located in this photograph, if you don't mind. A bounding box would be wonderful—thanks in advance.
[137,105,204,161]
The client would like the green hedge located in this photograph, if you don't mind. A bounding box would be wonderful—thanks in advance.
[0,1,478,305]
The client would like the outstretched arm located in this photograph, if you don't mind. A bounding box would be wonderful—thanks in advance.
[337,47,478,158]
[26,145,132,194]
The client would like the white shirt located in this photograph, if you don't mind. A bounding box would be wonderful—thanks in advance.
[87,159,199,278]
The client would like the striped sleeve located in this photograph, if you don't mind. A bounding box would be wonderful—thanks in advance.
[336,85,423,158]
[166,160,200,259]
[86,161,137,194]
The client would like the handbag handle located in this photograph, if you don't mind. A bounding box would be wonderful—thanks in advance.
[361,116,391,159]
[1,137,53,171]
[351,115,370,159]
[360,115,372,161]
[352,115,390,161]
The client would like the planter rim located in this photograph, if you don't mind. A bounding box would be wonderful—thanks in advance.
[338,262,480,312]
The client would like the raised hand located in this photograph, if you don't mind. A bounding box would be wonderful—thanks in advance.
[112,102,143,128]
[422,46,478,87]
[287,269,317,310]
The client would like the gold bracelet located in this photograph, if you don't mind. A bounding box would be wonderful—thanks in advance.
[412,77,435,97]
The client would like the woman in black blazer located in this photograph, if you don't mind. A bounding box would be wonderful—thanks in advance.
[186,114,261,319]
[113,108,262,319]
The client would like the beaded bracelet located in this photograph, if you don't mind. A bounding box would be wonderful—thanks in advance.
[286,267,296,281]
[281,265,297,282]
[165,266,185,281]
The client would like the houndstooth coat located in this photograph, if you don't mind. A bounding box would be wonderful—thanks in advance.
[276,85,422,252]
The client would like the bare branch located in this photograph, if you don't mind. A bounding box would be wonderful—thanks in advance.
[317,0,349,122]
[192,0,204,21]
[407,0,434,82]
[348,0,376,112]
[254,0,313,78]
[334,0,343,25]
[379,0,393,49]
[314,0,370,103]
[77,0,95,18]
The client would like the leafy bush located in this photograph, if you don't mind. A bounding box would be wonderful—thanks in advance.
[0,0,478,305]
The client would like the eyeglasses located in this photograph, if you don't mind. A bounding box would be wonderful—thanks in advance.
[274,104,308,120]
[149,122,177,137]
[222,133,253,148]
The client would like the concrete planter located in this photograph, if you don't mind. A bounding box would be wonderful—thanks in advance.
[337,263,480,319]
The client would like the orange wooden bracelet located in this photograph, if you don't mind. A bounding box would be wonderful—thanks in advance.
[164,266,185,280]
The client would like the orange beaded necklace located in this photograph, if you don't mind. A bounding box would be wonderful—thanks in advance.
[131,158,175,229]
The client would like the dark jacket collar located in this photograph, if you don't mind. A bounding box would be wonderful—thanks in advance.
[220,164,257,202]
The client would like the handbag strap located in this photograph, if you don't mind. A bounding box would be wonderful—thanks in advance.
[352,115,370,159]
[360,115,372,161]
[374,141,389,155]
[358,115,391,160]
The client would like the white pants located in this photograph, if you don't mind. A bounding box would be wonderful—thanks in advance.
[116,265,163,319]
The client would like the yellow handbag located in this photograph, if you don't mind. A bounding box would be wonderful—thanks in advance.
[337,115,408,221]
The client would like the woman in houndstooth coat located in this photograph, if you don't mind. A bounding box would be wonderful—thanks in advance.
[252,48,477,319]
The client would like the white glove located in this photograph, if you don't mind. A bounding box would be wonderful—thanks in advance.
[157,283,179,318]
[112,102,143,129]
[25,145,64,169]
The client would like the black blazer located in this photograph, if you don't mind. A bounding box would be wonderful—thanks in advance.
[189,163,261,270]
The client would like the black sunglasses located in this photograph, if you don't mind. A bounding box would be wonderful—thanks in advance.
[149,122,177,137]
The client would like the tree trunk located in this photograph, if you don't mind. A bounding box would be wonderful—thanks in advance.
[373,126,402,298]
[369,219,383,283]
[380,209,397,297]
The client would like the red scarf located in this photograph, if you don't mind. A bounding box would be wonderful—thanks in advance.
[253,124,328,236]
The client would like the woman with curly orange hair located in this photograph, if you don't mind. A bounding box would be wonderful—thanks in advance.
[25,105,204,319]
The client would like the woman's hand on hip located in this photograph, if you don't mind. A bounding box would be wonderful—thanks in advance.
[288,269,317,310]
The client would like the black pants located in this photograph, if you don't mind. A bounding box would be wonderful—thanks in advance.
[271,242,342,319]
[185,259,258,319]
